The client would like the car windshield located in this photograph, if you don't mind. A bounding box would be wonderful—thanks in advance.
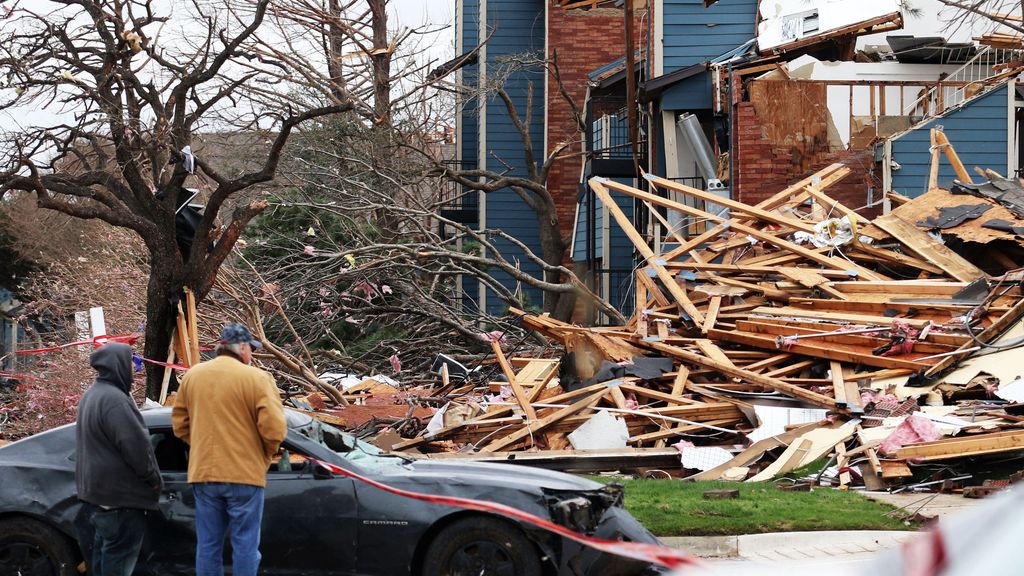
[291,413,409,473]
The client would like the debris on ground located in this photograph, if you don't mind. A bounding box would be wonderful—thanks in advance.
[279,132,1024,493]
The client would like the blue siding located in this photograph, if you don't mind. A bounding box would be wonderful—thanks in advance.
[572,179,637,315]
[606,181,636,316]
[456,0,546,314]
[890,84,1009,198]
[661,71,713,110]
[662,0,757,72]
[572,187,605,260]
[456,0,481,315]
[458,0,480,166]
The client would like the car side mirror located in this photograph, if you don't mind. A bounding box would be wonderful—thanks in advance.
[312,463,333,480]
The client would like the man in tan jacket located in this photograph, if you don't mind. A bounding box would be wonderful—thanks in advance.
[172,323,286,576]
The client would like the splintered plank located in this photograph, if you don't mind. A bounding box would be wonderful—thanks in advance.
[596,177,883,280]
[703,296,722,332]
[865,447,883,477]
[710,327,932,371]
[670,366,690,396]
[590,180,706,326]
[748,164,849,214]
[695,339,736,368]
[779,269,848,300]
[894,429,1024,461]
[636,269,672,307]
[830,361,848,407]
[688,421,824,481]
[748,426,856,482]
[630,419,740,445]
[490,341,537,421]
[479,388,609,453]
[872,212,987,282]
[638,340,837,409]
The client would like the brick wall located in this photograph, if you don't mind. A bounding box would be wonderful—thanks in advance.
[546,8,645,251]
[731,81,881,218]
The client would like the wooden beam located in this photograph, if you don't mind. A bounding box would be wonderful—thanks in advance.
[751,305,938,329]
[670,366,690,397]
[711,327,933,371]
[928,128,941,190]
[597,177,883,280]
[638,340,838,408]
[830,361,847,407]
[703,296,722,332]
[872,212,987,282]
[934,129,973,184]
[894,429,1024,461]
[780,269,849,300]
[184,287,200,365]
[590,180,706,326]
[664,262,856,278]
[490,341,537,421]
[480,389,609,453]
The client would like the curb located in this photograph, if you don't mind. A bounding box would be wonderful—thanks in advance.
[660,535,739,558]
[662,530,917,559]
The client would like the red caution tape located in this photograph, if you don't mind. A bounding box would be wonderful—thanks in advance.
[15,333,140,355]
[0,372,38,382]
[311,458,703,570]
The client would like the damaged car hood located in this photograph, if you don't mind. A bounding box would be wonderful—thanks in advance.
[391,458,604,492]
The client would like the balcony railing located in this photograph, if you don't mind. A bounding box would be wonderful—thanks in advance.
[437,160,479,225]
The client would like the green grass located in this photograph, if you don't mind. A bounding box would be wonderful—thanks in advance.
[596,478,916,537]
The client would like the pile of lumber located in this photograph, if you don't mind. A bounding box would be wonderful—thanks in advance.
[375,132,1024,489]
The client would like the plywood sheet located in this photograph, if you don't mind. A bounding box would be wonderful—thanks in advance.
[864,188,1024,245]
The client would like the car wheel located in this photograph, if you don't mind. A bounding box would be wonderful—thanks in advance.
[0,517,79,576]
[422,516,542,576]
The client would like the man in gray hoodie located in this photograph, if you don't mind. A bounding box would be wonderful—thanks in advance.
[75,342,162,576]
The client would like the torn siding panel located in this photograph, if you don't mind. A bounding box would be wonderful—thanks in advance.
[888,83,1009,198]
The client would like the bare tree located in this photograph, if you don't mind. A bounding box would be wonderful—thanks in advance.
[234,116,622,377]
[430,53,588,321]
[935,0,1024,37]
[0,0,362,398]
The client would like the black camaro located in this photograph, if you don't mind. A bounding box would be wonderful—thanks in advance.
[0,407,661,575]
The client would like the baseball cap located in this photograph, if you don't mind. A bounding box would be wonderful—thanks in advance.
[219,322,263,349]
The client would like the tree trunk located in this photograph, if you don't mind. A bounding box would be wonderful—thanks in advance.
[143,251,184,400]
[536,209,572,320]
[368,0,391,124]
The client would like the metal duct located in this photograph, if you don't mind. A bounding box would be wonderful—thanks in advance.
[677,113,720,187]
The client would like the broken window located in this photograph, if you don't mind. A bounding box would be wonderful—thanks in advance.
[150,430,189,472]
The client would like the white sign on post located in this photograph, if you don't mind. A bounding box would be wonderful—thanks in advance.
[89,307,106,341]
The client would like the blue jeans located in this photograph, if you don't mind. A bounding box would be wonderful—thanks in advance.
[192,482,265,576]
[80,503,147,576]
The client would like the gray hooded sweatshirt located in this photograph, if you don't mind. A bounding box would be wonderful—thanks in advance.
[75,343,162,510]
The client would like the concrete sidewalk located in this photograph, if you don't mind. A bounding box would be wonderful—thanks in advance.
[661,530,917,560]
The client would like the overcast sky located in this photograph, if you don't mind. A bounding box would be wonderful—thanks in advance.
[0,1,457,133]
